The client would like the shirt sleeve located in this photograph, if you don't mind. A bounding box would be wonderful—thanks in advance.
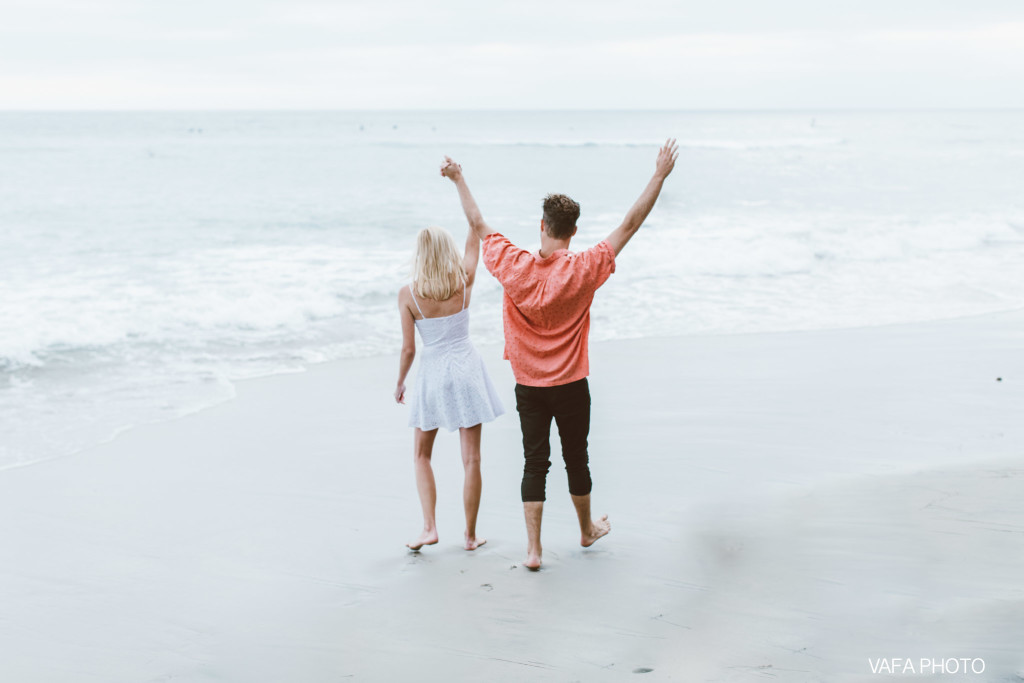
[482,233,533,289]
[580,239,617,289]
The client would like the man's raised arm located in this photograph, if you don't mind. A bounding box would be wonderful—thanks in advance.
[441,156,496,240]
[605,139,679,257]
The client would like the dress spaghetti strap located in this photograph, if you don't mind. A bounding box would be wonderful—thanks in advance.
[462,283,467,311]
[409,283,426,317]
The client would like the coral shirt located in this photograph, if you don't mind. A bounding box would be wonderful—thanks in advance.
[482,233,616,387]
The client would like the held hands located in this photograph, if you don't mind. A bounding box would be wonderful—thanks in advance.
[440,156,462,182]
[655,138,679,179]
[394,382,406,404]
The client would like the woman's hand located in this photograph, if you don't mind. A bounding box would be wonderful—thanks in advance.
[440,156,462,182]
[394,382,406,404]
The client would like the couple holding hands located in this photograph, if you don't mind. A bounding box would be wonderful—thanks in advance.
[395,140,678,570]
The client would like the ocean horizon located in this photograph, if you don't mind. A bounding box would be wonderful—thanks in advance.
[2,109,1023,469]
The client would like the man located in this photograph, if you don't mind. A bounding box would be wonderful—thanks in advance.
[441,139,679,570]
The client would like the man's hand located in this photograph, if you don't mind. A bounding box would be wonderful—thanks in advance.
[440,156,463,182]
[604,136,679,257]
[655,138,679,180]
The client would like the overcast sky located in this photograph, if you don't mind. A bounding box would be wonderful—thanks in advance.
[2,0,1023,109]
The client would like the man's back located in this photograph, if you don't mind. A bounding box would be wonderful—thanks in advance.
[482,233,615,387]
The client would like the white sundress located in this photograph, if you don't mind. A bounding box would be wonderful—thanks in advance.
[407,285,505,431]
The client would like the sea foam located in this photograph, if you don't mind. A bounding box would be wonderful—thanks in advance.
[1,110,1022,468]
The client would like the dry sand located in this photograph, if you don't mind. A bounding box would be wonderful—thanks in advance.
[1,310,1021,681]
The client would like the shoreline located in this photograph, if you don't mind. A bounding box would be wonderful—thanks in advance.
[6,303,1023,476]
[1,310,1021,680]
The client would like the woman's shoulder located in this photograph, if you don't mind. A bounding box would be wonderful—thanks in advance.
[398,284,418,311]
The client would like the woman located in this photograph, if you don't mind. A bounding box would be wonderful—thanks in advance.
[394,218,504,552]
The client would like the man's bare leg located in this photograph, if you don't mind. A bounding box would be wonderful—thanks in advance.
[407,428,439,550]
[523,501,544,570]
[571,493,610,547]
[459,424,486,550]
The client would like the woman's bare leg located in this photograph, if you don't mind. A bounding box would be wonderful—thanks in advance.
[407,428,439,550]
[459,424,486,550]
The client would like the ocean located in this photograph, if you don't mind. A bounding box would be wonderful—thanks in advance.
[2,110,1022,469]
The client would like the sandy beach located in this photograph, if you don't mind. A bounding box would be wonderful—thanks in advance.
[2,310,1022,682]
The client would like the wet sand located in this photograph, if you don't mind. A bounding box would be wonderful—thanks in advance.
[1,310,1021,681]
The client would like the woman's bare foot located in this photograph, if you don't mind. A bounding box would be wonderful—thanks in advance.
[581,514,610,547]
[406,529,439,551]
[464,533,487,551]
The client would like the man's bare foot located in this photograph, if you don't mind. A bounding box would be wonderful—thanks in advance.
[406,529,438,551]
[523,550,542,571]
[464,533,487,551]
[581,514,610,547]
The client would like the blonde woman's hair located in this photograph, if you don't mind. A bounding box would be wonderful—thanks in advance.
[412,226,466,301]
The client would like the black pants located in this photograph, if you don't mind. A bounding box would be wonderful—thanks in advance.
[515,378,592,502]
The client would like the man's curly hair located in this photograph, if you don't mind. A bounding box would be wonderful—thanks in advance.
[542,194,580,240]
